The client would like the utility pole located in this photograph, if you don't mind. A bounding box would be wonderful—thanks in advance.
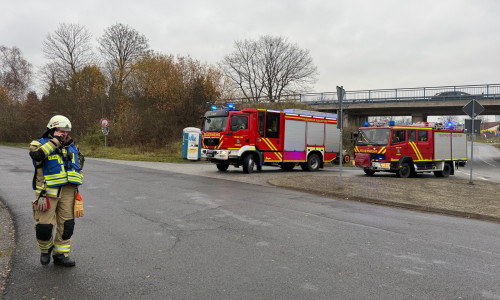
[336,86,345,187]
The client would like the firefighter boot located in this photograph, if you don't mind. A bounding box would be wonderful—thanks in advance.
[40,245,54,266]
[52,254,76,267]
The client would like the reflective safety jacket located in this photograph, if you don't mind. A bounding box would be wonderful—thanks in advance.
[31,138,83,195]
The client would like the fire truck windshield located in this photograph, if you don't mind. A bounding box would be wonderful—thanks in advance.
[357,128,390,146]
[203,116,228,132]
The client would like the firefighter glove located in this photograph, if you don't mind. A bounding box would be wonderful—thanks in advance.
[74,191,84,218]
[33,191,50,212]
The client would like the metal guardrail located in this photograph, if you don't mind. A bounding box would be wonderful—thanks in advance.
[226,84,500,105]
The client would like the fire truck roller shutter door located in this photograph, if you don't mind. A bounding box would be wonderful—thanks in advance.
[284,120,306,151]
[325,123,340,152]
[307,122,325,146]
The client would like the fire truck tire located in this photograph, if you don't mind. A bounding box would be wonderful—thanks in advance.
[306,154,321,172]
[242,154,255,174]
[434,163,451,177]
[397,162,411,178]
[216,163,229,172]
[364,169,376,176]
[280,162,295,171]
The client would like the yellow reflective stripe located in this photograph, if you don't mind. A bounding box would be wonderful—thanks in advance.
[44,171,67,179]
[38,242,53,250]
[30,141,42,147]
[377,147,386,154]
[54,244,70,252]
[263,138,278,151]
[41,143,55,155]
[409,142,423,161]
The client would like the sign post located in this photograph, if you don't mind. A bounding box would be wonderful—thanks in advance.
[100,118,110,155]
[336,86,345,187]
[462,99,485,185]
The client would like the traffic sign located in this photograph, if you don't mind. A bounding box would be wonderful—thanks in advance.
[101,127,109,135]
[464,119,481,134]
[100,118,110,127]
[462,100,484,118]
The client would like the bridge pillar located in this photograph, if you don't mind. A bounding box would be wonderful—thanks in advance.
[344,111,368,129]
[411,113,427,123]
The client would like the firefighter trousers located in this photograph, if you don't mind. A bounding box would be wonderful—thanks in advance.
[33,184,76,255]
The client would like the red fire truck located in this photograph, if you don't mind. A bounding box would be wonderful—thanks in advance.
[353,122,467,178]
[201,107,341,173]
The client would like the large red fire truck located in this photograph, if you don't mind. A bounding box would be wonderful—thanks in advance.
[201,107,341,173]
[353,122,467,178]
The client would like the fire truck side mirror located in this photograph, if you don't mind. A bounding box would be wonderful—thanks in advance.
[351,131,359,141]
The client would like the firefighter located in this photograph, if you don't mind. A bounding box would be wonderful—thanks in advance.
[29,115,85,267]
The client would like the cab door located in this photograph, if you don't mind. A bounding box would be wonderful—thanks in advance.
[389,129,407,162]
[255,110,282,162]
[416,129,432,161]
[226,113,251,149]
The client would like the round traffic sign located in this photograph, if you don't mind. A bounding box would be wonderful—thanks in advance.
[100,118,110,127]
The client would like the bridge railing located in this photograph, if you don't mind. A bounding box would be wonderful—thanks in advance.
[301,84,500,105]
[225,84,500,105]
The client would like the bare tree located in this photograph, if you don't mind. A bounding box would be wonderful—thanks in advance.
[220,35,318,102]
[42,23,94,83]
[0,46,32,101]
[98,23,149,90]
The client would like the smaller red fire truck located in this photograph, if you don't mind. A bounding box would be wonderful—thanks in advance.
[353,122,467,178]
[201,107,341,173]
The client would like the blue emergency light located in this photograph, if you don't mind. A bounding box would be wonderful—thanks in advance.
[227,103,235,110]
[364,122,370,126]
[211,105,217,111]
[389,120,395,126]
[446,121,454,128]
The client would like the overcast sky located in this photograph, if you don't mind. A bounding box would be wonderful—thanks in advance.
[2,0,499,94]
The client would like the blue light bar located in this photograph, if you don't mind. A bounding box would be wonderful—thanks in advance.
[446,121,454,128]
[389,120,395,126]
[211,105,217,111]
[364,122,370,126]
[227,103,235,110]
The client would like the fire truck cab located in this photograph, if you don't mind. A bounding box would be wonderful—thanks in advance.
[353,122,467,178]
[201,107,341,173]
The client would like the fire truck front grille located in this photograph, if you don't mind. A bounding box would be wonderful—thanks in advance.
[204,138,220,147]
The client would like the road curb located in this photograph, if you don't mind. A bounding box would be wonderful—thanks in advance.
[0,198,15,298]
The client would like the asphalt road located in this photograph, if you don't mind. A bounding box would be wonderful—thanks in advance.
[454,142,500,183]
[1,146,500,299]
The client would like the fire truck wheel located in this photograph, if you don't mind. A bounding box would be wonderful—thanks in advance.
[280,162,295,171]
[306,154,321,172]
[216,163,229,172]
[397,162,411,178]
[364,169,376,176]
[435,163,451,177]
[242,154,255,174]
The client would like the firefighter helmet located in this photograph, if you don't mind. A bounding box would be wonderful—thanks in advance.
[47,115,72,131]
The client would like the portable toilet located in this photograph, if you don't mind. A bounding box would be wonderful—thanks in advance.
[182,127,202,160]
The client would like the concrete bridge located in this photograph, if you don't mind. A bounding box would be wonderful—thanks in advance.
[299,84,500,128]
[227,84,500,128]
[311,97,500,128]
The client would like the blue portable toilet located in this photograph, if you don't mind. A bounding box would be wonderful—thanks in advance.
[182,127,202,160]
